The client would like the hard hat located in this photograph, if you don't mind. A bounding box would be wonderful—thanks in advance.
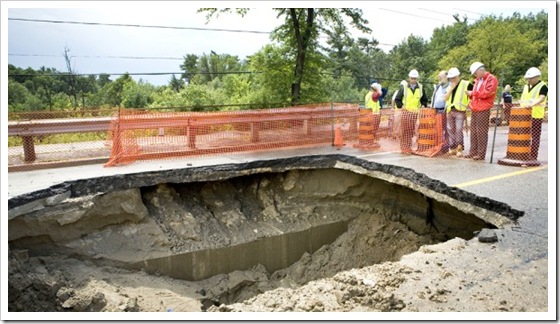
[408,69,419,78]
[447,67,461,78]
[469,62,484,75]
[371,82,381,90]
[524,67,541,78]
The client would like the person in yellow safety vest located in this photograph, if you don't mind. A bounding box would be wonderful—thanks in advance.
[394,69,428,154]
[520,67,548,160]
[365,82,382,113]
[365,82,383,143]
[444,67,473,157]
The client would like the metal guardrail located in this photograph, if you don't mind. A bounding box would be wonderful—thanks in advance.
[8,117,112,163]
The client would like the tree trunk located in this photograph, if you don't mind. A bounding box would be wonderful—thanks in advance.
[289,8,314,106]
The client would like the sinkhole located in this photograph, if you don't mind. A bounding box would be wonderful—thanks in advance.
[8,155,522,311]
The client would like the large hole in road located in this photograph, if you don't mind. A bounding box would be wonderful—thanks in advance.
[8,155,522,311]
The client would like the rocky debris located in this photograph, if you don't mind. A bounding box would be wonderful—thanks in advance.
[210,263,410,312]
[478,228,498,243]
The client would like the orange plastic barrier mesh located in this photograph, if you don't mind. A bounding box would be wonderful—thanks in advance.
[105,103,360,166]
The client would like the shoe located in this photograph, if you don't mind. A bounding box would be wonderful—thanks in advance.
[456,145,463,157]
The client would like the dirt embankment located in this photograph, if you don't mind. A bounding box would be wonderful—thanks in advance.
[9,162,536,313]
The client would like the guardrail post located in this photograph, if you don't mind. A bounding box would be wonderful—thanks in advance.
[22,136,36,162]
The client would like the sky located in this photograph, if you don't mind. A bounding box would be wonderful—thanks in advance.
[2,1,554,86]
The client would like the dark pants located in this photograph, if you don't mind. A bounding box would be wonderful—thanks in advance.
[372,113,381,140]
[503,103,512,124]
[469,110,490,158]
[531,118,543,160]
[435,108,448,150]
[400,110,418,152]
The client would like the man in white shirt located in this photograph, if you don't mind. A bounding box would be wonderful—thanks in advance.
[431,70,450,152]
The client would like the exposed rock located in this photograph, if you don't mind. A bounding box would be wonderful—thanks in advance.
[478,228,498,243]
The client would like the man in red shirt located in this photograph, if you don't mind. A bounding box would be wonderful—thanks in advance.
[465,62,498,160]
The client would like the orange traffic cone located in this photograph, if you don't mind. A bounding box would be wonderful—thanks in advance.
[334,126,344,149]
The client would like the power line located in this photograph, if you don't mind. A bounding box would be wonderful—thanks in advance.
[8,71,257,77]
[418,8,476,21]
[378,8,455,24]
[453,8,487,17]
[8,17,272,34]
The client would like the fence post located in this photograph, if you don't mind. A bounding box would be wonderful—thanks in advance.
[22,136,36,162]
[489,71,504,163]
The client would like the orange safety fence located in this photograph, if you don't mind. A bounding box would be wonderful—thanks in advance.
[7,103,548,171]
[104,103,361,166]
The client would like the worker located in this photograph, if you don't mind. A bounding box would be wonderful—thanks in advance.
[370,79,388,108]
[365,82,383,143]
[520,67,548,160]
[444,67,473,157]
[500,84,513,126]
[394,69,428,154]
[431,70,450,153]
[464,62,498,161]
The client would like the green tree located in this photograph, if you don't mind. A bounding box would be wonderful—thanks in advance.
[200,8,370,105]
[8,79,29,110]
[390,35,435,92]
[100,73,134,107]
[438,15,545,85]
[180,54,199,83]
[122,80,156,108]
[169,74,185,92]
[427,20,469,69]
[97,73,112,88]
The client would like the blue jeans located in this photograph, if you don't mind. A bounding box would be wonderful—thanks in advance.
[447,109,465,150]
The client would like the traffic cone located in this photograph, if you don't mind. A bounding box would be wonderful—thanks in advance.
[334,126,344,149]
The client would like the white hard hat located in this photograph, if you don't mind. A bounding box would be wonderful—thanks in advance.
[469,62,484,75]
[371,82,381,90]
[447,67,461,78]
[408,69,419,78]
[524,67,541,79]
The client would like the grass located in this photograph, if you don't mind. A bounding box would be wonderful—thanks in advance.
[8,132,108,147]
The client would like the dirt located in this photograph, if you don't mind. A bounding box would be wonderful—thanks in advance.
[7,161,544,313]
[7,213,547,313]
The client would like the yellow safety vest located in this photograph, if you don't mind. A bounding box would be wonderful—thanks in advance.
[520,82,547,119]
[402,83,423,112]
[365,91,381,113]
[446,79,470,113]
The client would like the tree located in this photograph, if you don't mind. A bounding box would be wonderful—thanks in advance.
[180,54,199,83]
[199,8,371,105]
[98,73,112,88]
[427,20,469,69]
[122,80,156,108]
[438,15,545,85]
[101,73,134,107]
[389,35,435,87]
[169,74,185,92]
